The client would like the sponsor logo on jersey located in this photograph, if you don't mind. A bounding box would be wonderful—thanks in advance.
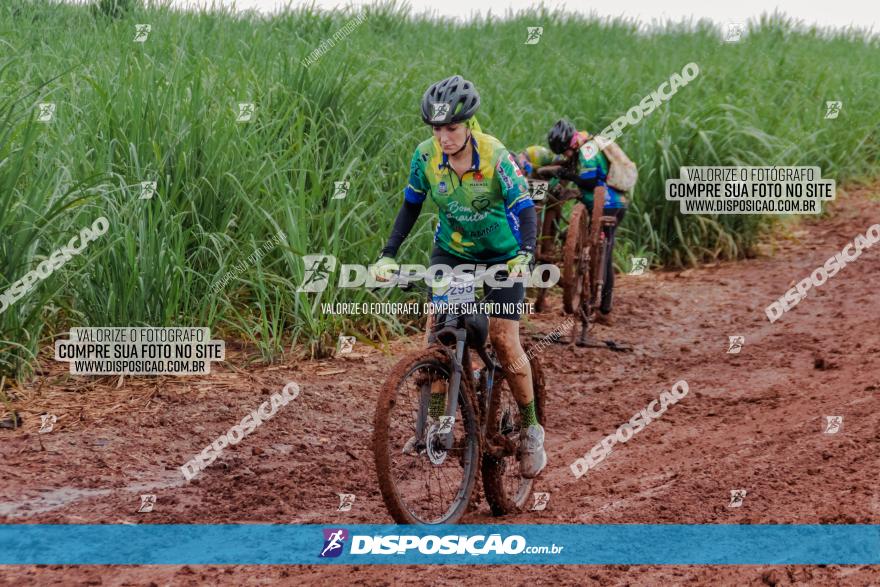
[498,166,514,191]
[472,196,491,211]
[580,141,599,160]
[471,172,490,191]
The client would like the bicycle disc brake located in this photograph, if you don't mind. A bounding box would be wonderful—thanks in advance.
[425,422,449,465]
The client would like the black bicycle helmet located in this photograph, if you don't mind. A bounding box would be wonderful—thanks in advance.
[548,118,576,154]
[420,75,480,125]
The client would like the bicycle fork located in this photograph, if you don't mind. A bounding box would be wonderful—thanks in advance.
[594,231,612,314]
[415,333,467,452]
[440,337,467,450]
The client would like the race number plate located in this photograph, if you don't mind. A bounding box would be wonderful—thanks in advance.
[431,273,476,308]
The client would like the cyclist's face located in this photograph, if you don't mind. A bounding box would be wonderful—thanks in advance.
[432,123,467,154]
[563,147,575,159]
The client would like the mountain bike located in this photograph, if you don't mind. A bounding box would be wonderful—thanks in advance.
[563,186,620,346]
[528,170,581,313]
[373,269,546,524]
[532,167,619,346]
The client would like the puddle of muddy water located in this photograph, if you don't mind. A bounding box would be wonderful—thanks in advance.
[0,471,186,518]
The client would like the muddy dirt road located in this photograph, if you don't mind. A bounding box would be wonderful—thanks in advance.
[1,186,878,586]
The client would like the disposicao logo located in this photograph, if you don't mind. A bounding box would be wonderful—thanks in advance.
[320,528,348,558]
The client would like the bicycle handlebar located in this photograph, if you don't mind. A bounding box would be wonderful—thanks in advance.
[534,165,563,180]
[380,267,511,293]
[389,267,497,283]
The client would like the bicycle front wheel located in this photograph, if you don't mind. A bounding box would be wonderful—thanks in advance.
[373,346,481,524]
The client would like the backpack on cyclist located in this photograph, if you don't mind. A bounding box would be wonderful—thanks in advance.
[593,134,638,193]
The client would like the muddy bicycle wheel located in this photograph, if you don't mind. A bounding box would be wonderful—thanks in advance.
[534,202,562,313]
[481,346,546,516]
[589,232,607,315]
[587,190,607,316]
[562,202,589,314]
[373,346,481,524]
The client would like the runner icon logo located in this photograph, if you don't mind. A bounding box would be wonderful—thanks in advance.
[528,180,548,201]
[525,27,543,44]
[320,528,349,558]
[725,22,744,42]
[823,415,842,434]
[39,414,57,434]
[37,103,56,122]
[629,257,648,275]
[138,494,156,513]
[337,335,355,355]
[728,489,746,508]
[824,101,842,119]
[333,181,349,200]
[298,254,337,292]
[236,103,255,122]
[727,336,744,354]
[140,181,157,200]
[134,24,151,42]
[337,493,355,512]
[437,416,455,434]
[431,103,450,122]
[531,492,550,511]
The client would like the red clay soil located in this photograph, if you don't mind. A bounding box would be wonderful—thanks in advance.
[1,185,878,586]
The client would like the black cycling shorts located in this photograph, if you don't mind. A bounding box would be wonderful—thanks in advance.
[427,247,526,321]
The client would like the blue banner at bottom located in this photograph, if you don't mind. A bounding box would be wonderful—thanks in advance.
[1,524,877,565]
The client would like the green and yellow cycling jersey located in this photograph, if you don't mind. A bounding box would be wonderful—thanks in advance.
[570,131,626,209]
[517,145,560,176]
[404,130,533,263]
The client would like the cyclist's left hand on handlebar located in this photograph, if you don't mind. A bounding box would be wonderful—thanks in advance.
[506,250,534,278]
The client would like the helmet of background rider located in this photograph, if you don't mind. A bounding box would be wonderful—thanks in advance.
[547,118,576,154]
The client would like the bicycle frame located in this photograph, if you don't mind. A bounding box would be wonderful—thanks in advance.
[426,310,503,450]
[532,182,580,264]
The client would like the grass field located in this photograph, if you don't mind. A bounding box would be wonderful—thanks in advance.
[0,0,878,380]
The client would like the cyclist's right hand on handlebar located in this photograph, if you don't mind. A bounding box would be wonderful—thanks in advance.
[370,256,399,282]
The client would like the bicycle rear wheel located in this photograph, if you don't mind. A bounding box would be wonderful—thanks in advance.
[481,346,546,516]
[373,346,481,524]
[562,203,589,314]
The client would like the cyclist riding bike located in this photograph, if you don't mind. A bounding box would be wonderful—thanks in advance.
[370,74,547,479]
[546,118,628,325]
